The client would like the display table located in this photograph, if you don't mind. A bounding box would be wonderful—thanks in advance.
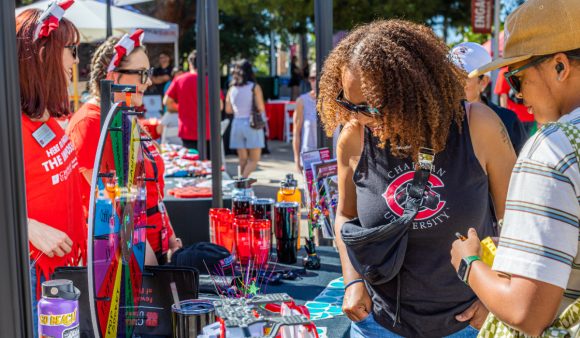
[265,100,294,141]
[163,175,232,245]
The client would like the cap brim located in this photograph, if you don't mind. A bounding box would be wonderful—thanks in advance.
[468,54,533,78]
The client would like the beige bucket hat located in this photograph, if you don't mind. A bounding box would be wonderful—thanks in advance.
[469,0,580,78]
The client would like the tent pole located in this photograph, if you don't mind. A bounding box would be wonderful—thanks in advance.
[314,0,333,153]
[0,1,34,336]
[174,24,180,70]
[491,0,501,104]
[206,0,223,208]
[196,0,207,160]
[106,0,112,38]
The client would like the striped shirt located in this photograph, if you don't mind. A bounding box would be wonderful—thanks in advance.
[493,108,580,307]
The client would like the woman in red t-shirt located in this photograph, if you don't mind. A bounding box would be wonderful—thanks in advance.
[16,5,87,333]
[67,34,181,265]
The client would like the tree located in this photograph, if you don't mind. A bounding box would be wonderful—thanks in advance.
[134,0,483,68]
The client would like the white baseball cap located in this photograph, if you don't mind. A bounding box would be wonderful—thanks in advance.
[449,42,492,77]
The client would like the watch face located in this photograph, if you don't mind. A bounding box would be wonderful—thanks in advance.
[457,259,468,281]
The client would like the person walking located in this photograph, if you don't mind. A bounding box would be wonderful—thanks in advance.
[293,63,318,173]
[451,0,580,336]
[225,60,266,178]
[319,20,516,337]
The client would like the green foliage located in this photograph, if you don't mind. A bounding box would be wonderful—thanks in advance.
[136,0,509,68]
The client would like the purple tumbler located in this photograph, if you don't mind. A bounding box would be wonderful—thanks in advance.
[37,279,81,338]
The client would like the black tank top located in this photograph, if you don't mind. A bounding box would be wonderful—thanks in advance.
[353,113,495,337]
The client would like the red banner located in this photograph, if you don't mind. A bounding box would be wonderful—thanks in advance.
[471,0,493,34]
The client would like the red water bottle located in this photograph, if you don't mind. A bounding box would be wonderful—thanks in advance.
[250,219,271,265]
[234,215,252,265]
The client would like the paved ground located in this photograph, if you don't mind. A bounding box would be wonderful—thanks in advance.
[224,140,305,199]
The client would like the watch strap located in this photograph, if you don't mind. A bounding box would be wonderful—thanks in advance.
[462,255,481,285]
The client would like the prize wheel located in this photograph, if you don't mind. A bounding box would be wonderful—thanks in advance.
[87,101,148,338]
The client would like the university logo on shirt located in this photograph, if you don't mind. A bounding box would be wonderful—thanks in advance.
[383,170,447,221]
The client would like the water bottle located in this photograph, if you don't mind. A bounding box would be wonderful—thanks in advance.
[37,279,81,338]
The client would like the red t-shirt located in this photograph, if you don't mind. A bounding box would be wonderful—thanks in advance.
[142,140,174,253]
[22,115,86,287]
[495,67,534,122]
[67,103,173,255]
[165,72,224,141]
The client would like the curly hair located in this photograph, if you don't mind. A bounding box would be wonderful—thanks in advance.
[317,20,466,158]
[88,36,147,97]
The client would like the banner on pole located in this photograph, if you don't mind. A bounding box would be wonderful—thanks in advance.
[471,0,493,34]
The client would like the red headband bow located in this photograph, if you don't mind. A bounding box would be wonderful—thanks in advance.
[34,0,75,41]
[108,29,145,72]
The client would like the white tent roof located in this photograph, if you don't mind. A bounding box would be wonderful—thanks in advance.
[16,0,175,43]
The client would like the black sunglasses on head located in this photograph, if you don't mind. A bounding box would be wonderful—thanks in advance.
[335,89,383,117]
[115,68,154,84]
[65,45,78,59]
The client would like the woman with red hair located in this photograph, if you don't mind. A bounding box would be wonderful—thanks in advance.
[16,1,86,334]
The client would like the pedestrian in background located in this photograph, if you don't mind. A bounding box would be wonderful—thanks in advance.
[226,60,266,178]
[293,63,318,173]
[164,50,223,156]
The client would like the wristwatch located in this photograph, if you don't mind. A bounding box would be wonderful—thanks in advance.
[457,255,481,285]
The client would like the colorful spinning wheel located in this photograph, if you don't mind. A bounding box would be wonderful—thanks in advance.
[87,100,148,338]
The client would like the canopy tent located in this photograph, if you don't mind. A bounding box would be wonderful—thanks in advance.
[16,0,179,62]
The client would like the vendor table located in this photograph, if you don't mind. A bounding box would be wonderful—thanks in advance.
[163,176,232,245]
[267,246,350,338]
[265,100,294,141]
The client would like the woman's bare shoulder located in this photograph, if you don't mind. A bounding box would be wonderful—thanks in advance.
[337,121,363,164]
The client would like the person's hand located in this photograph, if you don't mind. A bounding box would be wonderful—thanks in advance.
[451,228,482,272]
[169,237,183,252]
[28,219,73,258]
[295,162,303,174]
[342,281,372,322]
[455,300,488,329]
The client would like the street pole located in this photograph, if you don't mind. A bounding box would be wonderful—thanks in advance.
[314,0,333,153]
[196,0,207,160]
[270,31,277,77]
[206,0,223,208]
[491,0,501,104]
[106,0,112,38]
[0,1,34,336]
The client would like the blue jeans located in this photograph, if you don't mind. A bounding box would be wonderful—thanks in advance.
[30,262,39,338]
[350,313,479,338]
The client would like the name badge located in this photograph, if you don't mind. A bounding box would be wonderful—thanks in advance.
[32,123,56,148]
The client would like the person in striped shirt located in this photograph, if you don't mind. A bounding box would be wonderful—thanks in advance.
[450,0,580,336]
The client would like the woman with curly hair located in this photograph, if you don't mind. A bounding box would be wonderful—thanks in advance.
[320,20,516,337]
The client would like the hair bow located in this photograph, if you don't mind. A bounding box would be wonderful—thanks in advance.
[107,29,145,72]
[33,0,75,41]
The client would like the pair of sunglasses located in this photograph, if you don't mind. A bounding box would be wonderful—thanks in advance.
[115,68,154,84]
[335,89,383,117]
[64,45,77,59]
[504,55,551,93]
